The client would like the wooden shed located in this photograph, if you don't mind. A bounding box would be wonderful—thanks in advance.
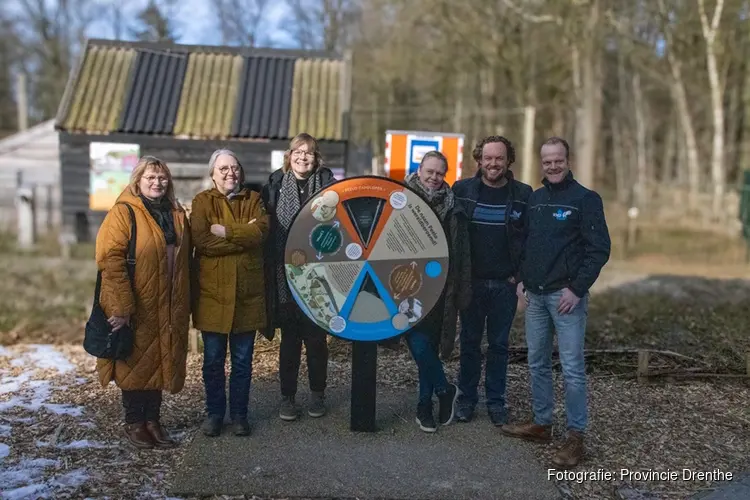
[54,38,352,242]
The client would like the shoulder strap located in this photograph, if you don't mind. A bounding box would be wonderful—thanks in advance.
[92,203,137,307]
[116,203,137,288]
[123,204,136,266]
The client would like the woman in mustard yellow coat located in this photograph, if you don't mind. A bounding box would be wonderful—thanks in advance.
[95,156,191,450]
[191,149,269,437]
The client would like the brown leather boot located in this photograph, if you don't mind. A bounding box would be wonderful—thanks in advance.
[552,431,584,468]
[500,422,553,443]
[124,422,154,449]
[145,421,176,448]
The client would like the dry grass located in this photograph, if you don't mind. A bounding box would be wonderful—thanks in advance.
[503,272,750,374]
[0,256,95,345]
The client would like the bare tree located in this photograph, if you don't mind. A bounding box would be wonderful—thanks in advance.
[211,0,270,46]
[656,0,702,205]
[13,0,102,120]
[131,0,180,42]
[285,0,361,52]
[698,0,727,218]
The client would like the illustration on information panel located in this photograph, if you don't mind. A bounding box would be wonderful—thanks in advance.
[284,177,450,342]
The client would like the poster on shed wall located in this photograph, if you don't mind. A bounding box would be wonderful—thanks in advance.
[89,143,140,211]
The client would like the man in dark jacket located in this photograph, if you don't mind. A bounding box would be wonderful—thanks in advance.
[452,136,532,426]
[260,133,337,422]
[501,137,611,469]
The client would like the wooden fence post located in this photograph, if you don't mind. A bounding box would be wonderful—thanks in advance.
[16,186,36,250]
[637,350,650,383]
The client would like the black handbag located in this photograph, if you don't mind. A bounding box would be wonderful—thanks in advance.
[83,203,137,360]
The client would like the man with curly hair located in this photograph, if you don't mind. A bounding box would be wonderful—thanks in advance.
[451,136,532,426]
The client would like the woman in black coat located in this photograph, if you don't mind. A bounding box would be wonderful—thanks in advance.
[261,133,337,422]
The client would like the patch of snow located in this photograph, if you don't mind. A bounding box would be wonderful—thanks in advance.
[42,404,83,417]
[0,374,32,394]
[49,468,89,488]
[1,483,48,500]
[23,345,75,374]
[0,380,83,417]
[0,346,95,498]
[4,418,32,424]
[78,421,96,429]
[0,458,59,489]
[0,458,85,499]
[57,440,113,450]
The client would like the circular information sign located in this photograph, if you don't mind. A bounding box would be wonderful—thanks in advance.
[284,176,450,342]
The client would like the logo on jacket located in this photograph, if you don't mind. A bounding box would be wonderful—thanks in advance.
[510,210,521,221]
[553,209,572,221]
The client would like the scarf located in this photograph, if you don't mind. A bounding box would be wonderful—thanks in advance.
[275,170,321,304]
[404,173,455,222]
[140,194,176,245]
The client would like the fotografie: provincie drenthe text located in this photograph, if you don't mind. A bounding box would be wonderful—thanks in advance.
[548,468,734,483]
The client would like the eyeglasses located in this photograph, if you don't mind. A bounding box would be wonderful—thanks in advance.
[291,149,314,158]
[143,175,169,185]
[217,165,241,175]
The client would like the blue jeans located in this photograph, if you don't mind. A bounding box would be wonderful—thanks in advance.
[405,330,449,405]
[458,279,517,414]
[525,289,588,432]
[202,331,255,420]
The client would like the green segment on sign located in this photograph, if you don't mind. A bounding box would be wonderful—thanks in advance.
[311,224,343,254]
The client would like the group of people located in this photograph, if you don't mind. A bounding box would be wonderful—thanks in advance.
[406,135,611,469]
[92,131,610,469]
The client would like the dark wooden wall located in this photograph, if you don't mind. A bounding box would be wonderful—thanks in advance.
[59,132,347,241]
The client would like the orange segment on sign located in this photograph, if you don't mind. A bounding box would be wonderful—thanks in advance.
[320,177,396,253]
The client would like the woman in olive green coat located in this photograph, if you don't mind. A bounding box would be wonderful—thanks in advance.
[191,149,269,437]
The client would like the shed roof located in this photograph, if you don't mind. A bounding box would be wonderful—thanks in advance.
[55,39,351,141]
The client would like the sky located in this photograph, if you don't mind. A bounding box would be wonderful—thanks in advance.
[9,0,297,48]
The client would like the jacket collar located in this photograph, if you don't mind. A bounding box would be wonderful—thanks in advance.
[542,170,574,190]
[206,186,249,199]
[269,166,335,187]
[469,169,515,197]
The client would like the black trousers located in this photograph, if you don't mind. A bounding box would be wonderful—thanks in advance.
[279,303,328,397]
[121,389,162,424]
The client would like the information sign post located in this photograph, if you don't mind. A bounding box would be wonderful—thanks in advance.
[284,176,450,432]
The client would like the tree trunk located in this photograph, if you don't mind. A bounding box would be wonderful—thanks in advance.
[658,0,701,206]
[699,0,726,218]
[670,78,701,204]
[612,117,629,204]
[740,9,750,174]
[661,115,676,184]
[633,73,647,208]
[572,0,602,189]
[725,71,742,184]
